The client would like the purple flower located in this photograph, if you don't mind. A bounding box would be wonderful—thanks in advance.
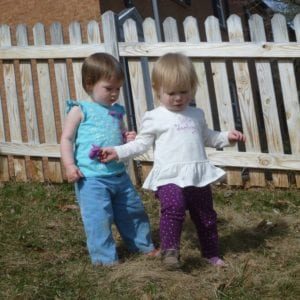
[108,110,124,120]
[89,144,101,160]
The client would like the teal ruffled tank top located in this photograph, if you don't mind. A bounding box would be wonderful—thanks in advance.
[67,100,126,177]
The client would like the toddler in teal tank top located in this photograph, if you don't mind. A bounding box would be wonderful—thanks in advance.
[60,53,156,265]
[67,100,126,177]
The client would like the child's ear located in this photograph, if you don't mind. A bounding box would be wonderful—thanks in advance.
[152,85,159,99]
[85,82,93,94]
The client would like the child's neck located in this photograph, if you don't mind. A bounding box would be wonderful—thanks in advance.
[90,97,113,108]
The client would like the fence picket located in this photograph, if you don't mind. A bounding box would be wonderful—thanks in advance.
[102,12,126,108]
[16,24,44,181]
[50,22,70,128]
[122,16,154,176]
[205,16,242,186]
[0,25,10,180]
[0,92,9,180]
[137,17,159,176]
[227,15,265,187]
[16,25,39,143]
[1,24,27,181]
[101,13,138,183]
[183,16,213,129]
[163,17,179,42]
[293,13,300,185]
[249,14,289,187]
[272,14,300,187]
[143,18,159,43]
[123,18,148,128]
[33,23,62,182]
[69,22,89,100]
[143,17,159,107]
[294,14,300,41]
[87,20,101,44]
[102,11,120,59]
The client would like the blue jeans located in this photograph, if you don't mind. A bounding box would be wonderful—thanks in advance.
[75,173,154,265]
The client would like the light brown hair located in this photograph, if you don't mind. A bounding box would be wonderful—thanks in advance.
[81,52,124,94]
[151,52,198,98]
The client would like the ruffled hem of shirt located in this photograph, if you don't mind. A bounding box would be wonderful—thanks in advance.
[142,161,226,191]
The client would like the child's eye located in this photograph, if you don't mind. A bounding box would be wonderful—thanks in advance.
[166,91,187,96]
[106,87,120,92]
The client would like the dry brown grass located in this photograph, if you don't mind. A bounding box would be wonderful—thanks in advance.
[0,183,299,299]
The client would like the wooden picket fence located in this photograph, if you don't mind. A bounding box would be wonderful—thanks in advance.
[0,11,299,188]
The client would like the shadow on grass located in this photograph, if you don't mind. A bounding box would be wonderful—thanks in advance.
[183,217,289,256]
[219,218,289,255]
[116,217,289,272]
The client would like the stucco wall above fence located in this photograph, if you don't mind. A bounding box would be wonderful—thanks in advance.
[0,11,299,188]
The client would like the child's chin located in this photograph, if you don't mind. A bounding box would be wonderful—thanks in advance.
[170,106,185,111]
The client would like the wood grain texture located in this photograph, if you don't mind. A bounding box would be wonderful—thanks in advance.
[249,14,289,187]
[205,16,242,186]
[0,14,299,186]
[227,15,265,187]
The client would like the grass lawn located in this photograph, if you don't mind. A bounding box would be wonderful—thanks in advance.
[0,182,299,299]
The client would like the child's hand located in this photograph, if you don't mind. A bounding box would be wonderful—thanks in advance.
[124,131,137,142]
[100,148,119,163]
[228,130,246,143]
[65,165,83,182]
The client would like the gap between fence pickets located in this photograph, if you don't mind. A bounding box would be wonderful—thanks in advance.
[0,142,299,171]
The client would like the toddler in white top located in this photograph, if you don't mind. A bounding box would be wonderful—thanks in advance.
[102,53,245,269]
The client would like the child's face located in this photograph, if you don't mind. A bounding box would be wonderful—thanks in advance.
[158,88,192,112]
[90,78,123,106]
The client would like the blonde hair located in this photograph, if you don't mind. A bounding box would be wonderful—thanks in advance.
[82,52,124,94]
[151,53,198,98]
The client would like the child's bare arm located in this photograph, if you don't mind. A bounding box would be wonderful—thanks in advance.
[60,106,84,182]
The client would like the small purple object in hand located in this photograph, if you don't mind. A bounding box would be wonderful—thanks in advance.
[108,110,124,120]
[89,144,101,160]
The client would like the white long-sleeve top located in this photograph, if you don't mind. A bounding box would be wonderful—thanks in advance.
[115,106,231,191]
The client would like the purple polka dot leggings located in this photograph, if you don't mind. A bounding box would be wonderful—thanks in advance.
[156,183,219,258]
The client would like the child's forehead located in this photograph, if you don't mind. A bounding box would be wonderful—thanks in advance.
[162,82,190,93]
[101,77,123,85]
[163,88,188,94]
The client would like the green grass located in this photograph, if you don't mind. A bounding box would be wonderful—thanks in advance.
[0,182,299,299]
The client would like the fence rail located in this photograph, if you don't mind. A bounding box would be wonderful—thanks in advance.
[1,42,300,59]
[0,11,299,188]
